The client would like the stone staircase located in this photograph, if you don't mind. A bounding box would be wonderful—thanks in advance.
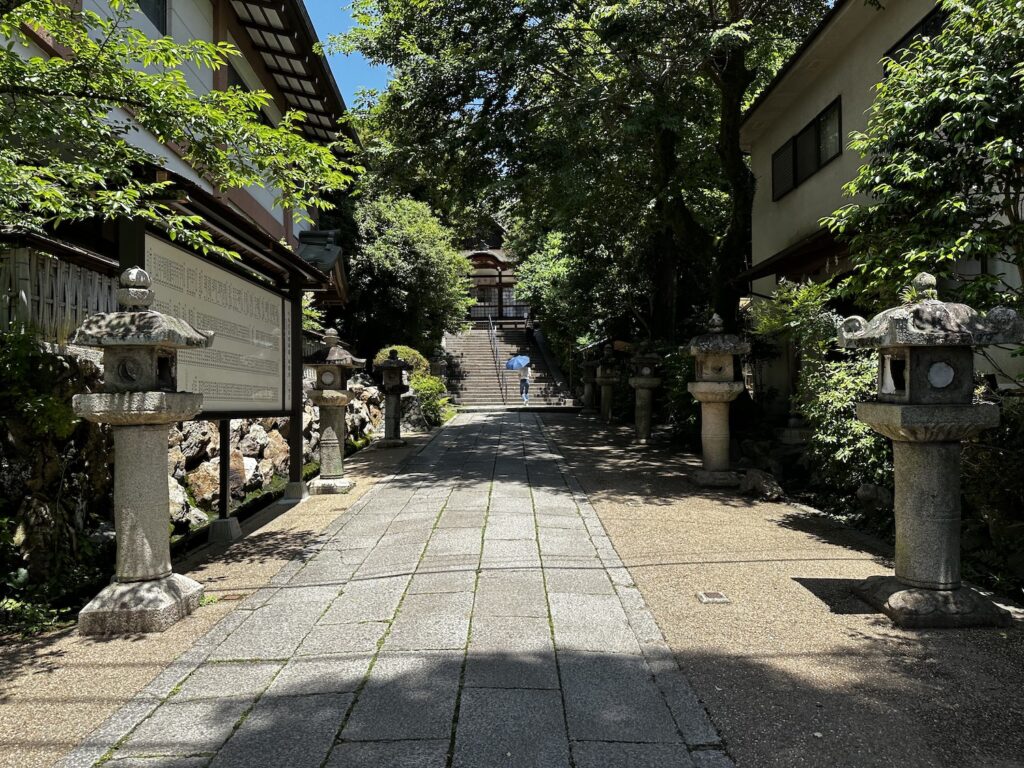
[444,326,564,407]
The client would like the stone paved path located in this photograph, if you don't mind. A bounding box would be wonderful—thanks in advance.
[61,413,730,768]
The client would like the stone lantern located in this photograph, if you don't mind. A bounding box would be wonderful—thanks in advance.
[72,267,213,635]
[594,345,621,424]
[687,315,750,486]
[839,272,1023,628]
[429,349,448,379]
[628,346,662,444]
[579,357,599,415]
[306,329,365,494]
[376,349,413,448]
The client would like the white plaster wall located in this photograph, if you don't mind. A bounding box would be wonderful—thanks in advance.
[225,32,286,228]
[170,0,214,95]
[745,0,937,266]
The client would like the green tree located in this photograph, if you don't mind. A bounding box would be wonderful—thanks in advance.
[1,0,357,258]
[825,0,1024,313]
[336,0,825,337]
[343,194,472,355]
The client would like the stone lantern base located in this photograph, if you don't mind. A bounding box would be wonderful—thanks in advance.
[309,476,356,494]
[692,469,742,488]
[855,576,1011,629]
[375,438,407,449]
[79,573,204,636]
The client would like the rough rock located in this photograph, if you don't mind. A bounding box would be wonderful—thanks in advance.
[167,426,183,448]
[857,483,893,512]
[169,476,206,531]
[227,450,260,499]
[348,399,370,435]
[263,430,290,475]
[181,421,217,467]
[187,462,220,509]
[740,469,784,501]
[258,458,276,489]
[167,446,185,481]
[238,424,269,458]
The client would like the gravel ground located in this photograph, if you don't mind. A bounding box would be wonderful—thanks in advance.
[543,413,1024,768]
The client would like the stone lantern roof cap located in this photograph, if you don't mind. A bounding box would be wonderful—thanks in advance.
[838,273,1024,349]
[688,314,750,356]
[305,329,365,367]
[71,267,213,349]
[377,348,414,371]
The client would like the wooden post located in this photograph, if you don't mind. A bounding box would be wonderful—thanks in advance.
[218,419,230,520]
[288,281,304,485]
[117,218,146,270]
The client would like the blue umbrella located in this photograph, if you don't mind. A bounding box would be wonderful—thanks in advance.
[505,355,531,370]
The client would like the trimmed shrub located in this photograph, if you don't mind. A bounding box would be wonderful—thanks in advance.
[374,345,429,377]
[410,372,454,428]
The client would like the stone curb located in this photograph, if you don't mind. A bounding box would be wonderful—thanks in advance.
[535,414,735,765]
[54,428,448,768]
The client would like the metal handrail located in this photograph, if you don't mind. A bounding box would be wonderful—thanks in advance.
[487,314,508,404]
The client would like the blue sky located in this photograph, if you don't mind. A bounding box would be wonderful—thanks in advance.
[305,0,390,108]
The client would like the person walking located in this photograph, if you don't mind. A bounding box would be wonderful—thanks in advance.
[520,363,532,403]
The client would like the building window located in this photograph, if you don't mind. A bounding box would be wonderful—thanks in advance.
[139,0,168,34]
[771,98,842,200]
[887,7,945,62]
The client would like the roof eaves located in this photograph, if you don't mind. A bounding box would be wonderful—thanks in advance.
[741,0,853,129]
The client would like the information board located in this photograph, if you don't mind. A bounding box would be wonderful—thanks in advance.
[145,236,290,413]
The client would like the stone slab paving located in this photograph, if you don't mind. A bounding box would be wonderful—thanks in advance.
[58,413,729,768]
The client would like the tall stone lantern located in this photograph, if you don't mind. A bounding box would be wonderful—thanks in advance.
[376,349,413,448]
[72,267,213,635]
[306,329,365,494]
[580,357,599,415]
[687,315,749,486]
[629,346,662,444]
[839,272,1023,628]
[594,345,621,424]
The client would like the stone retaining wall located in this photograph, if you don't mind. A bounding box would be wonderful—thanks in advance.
[167,375,386,531]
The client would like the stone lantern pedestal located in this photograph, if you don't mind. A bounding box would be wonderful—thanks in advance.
[687,316,749,487]
[840,273,1023,628]
[376,349,413,448]
[306,329,364,494]
[580,359,599,415]
[308,389,354,493]
[594,345,620,424]
[71,268,213,635]
[628,348,661,444]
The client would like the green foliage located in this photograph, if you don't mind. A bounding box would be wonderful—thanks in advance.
[336,0,828,337]
[962,394,1024,593]
[0,0,357,259]
[0,328,77,440]
[301,293,325,333]
[410,372,453,428]
[344,195,473,354]
[0,330,113,633]
[659,349,700,445]
[752,281,892,503]
[373,344,429,376]
[824,0,1024,311]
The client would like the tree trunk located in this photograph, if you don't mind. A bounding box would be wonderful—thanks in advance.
[714,50,756,331]
[649,127,681,341]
